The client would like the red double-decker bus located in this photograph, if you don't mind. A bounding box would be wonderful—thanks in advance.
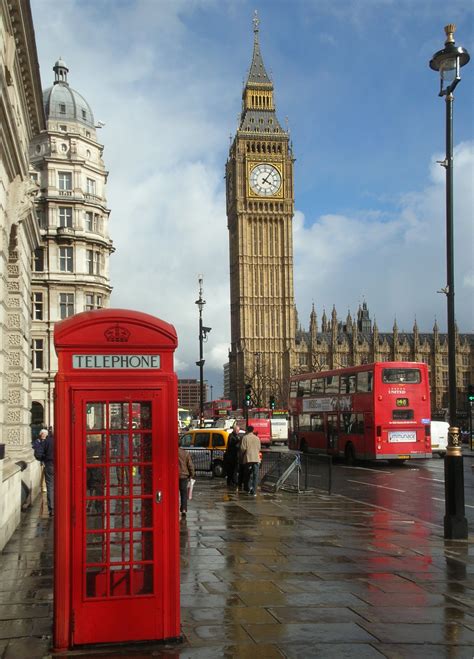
[288,362,432,463]
[203,398,232,419]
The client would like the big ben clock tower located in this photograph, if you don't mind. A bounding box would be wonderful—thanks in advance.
[226,13,296,409]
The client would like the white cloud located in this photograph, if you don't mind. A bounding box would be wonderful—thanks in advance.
[294,141,474,333]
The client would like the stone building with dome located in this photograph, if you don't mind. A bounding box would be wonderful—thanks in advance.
[29,59,113,429]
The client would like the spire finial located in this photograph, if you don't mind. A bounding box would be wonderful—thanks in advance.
[253,10,260,40]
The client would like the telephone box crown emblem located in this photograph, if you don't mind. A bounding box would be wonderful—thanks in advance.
[104,324,131,342]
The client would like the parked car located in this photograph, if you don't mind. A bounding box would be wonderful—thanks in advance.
[179,428,230,477]
[431,421,449,457]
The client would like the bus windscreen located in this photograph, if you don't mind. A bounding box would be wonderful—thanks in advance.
[382,368,421,384]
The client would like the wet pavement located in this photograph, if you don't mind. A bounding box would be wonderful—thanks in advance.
[1,476,473,658]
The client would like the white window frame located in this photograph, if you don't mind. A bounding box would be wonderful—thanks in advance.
[58,171,72,190]
[59,206,73,228]
[32,292,44,320]
[59,246,73,272]
[59,293,75,319]
[32,338,45,370]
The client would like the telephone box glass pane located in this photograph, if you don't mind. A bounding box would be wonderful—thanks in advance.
[86,403,105,430]
[109,466,131,496]
[110,532,131,562]
[109,402,130,429]
[132,498,153,528]
[132,466,152,494]
[83,398,156,600]
[132,433,152,462]
[110,498,130,529]
[86,532,106,563]
[86,434,105,463]
[86,466,105,497]
[110,434,129,462]
[133,531,153,560]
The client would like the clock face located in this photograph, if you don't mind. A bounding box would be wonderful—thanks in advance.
[249,163,281,196]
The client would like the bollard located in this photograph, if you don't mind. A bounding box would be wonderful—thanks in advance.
[444,426,468,539]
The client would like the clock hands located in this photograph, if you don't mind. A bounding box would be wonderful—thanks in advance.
[261,173,273,185]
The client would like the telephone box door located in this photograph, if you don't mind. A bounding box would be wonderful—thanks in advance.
[71,389,168,645]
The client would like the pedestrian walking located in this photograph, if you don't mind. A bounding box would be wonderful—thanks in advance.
[178,446,195,517]
[33,428,54,516]
[240,425,261,496]
[224,423,241,487]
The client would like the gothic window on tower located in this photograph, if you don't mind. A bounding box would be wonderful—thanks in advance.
[31,338,45,370]
[59,246,73,272]
[59,293,75,319]
[32,292,44,320]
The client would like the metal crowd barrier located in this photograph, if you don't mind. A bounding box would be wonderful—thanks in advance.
[259,451,332,494]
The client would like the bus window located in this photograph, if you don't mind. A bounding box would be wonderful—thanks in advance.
[310,414,324,431]
[341,413,364,434]
[357,371,373,393]
[340,374,356,394]
[382,368,421,384]
[299,413,311,431]
[325,375,339,394]
[311,378,324,393]
[297,379,311,396]
[392,409,414,420]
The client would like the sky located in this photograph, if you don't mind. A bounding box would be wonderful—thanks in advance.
[31,0,473,397]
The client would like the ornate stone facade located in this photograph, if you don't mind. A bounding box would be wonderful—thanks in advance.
[0,0,44,458]
[29,60,114,428]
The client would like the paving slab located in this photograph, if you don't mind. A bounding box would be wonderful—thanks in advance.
[0,479,473,656]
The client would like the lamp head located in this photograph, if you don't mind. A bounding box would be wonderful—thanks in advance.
[430,24,470,96]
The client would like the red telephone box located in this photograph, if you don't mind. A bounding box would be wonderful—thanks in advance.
[53,309,180,650]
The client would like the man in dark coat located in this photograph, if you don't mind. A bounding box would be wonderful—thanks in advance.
[224,424,241,487]
[33,428,54,516]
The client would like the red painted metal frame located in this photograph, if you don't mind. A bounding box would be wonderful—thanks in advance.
[53,309,180,650]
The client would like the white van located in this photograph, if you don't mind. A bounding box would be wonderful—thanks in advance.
[431,421,449,457]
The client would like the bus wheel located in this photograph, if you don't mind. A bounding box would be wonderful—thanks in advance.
[344,443,356,465]
[300,439,308,453]
[212,461,224,477]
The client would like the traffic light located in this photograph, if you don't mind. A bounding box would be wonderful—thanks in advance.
[244,383,252,407]
[468,385,474,404]
[269,395,275,410]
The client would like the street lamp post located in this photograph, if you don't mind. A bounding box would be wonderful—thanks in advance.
[195,276,211,428]
[429,24,470,540]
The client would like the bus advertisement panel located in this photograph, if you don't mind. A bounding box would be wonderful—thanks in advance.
[288,362,431,463]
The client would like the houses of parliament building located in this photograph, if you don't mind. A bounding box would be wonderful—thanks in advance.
[225,15,473,418]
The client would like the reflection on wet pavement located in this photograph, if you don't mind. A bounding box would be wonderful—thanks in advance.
[0,480,473,656]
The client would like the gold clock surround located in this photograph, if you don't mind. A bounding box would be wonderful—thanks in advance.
[246,161,283,198]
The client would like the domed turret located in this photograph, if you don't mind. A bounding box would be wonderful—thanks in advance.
[42,58,94,127]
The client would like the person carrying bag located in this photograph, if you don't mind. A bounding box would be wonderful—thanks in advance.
[178,446,195,518]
